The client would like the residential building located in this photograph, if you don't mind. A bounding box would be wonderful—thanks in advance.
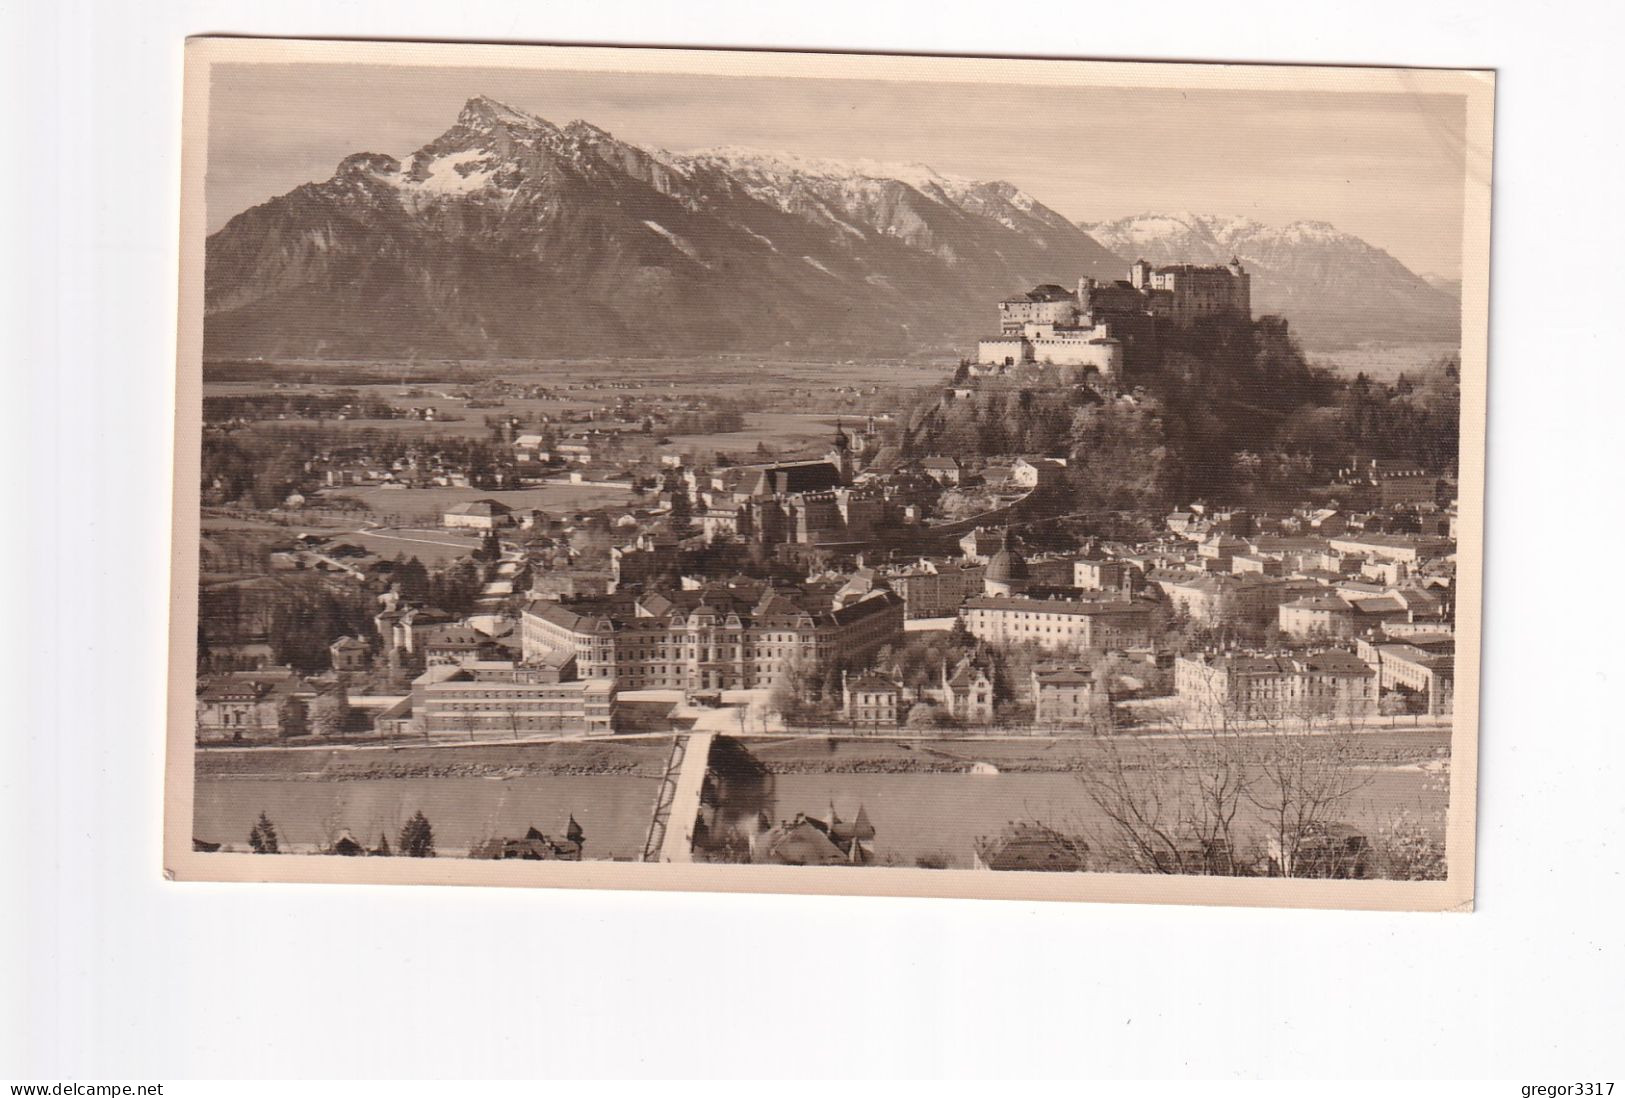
[973,823,1089,872]
[1328,533,1454,565]
[1032,666,1096,727]
[1011,456,1067,490]
[1153,571,1320,626]
[933,656,995,723]
[920,456,962,486]
[1074,557,1130,593]
[196,669,320,743]
[328,635,370,672]
[1337,458,1441,508]
[960,595,1157,651]
[442,498,513,530]
[959,527,1004,564]
[842,671,904,727]
[1173,649,1378,720]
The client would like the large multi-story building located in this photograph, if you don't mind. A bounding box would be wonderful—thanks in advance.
[1173,649,1377,720]
[879,559,985,619]
[1152,571,1322,626]
[698,436,894,550]
[1328,533,1455,565]
[975,259,1251,376]
[959,595,1157,652]
[1129,258,1251,323]
[1336,458,1442,508]
[411,658,616,739]
[1360,637,1455,718]
[520,580,905,692]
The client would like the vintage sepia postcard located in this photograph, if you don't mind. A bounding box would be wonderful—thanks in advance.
[167,37,1492,910]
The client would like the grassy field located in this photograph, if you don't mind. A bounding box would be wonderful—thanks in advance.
[332,527,485,566]
[319,482,641,523]
[1310,341,1459,382]
[665,411,855,458]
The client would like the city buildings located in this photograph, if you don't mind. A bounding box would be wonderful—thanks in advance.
[196,669,322,742]
[1173,649,1378,720]
[410,658,616,738]
[960,594,1157,651]
[975,260,1251,375]
[879,558,985,619]
[1359,633,1455,717]
[520,580,905,692]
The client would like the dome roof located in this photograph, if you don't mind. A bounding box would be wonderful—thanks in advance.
[985,546,1028,582]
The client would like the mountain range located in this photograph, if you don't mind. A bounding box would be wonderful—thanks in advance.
[204,96,1458,360]
[1081,213,1460,348]
[204,96,1123,360]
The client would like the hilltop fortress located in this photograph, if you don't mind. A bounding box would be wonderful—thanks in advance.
[975,258,1252,378]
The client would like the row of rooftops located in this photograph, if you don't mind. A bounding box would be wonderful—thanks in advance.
[197,667,326,703]
[525,580,904,635]
[961,594,1153,617]
[1181,649,1375,676]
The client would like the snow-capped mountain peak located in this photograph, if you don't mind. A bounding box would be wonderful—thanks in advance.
[455,94,556,135]
[203,98,1124,359]
[671,145,972,192]
[1082,211,1458,347]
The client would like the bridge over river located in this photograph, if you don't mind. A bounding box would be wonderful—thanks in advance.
[639,732,715,863]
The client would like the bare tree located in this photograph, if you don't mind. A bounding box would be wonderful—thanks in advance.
[1244,706,1377,878]
[1078,693,1380,877]
[1076,696,1252,875]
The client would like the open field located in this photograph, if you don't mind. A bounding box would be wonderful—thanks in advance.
[331,527,486,566]
[316,482,641,523]
[664,411,855,457]
[1310,341,1459,382]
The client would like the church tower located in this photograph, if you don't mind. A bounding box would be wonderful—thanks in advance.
[827,419,854,485]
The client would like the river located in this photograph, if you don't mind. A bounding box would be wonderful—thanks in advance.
[192,733,1448,870]
[193,772,661,859]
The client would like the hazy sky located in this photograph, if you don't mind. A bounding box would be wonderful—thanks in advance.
[207,62,1470,278]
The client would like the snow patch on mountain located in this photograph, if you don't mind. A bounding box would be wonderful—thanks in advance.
[675,145,972,192]
[410,150,496,194]
[642,220,703,263]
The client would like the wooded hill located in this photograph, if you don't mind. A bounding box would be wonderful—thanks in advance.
[898,316,1460,509]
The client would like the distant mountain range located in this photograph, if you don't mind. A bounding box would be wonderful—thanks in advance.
[1081,213,1460,349]
[204,97,1459,360]
[204,96,1123,360]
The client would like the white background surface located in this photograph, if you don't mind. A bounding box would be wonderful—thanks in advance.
[5,0,1623,1081]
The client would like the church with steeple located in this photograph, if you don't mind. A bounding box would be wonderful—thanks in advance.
[826,418,855,485]
[700,419,888,549]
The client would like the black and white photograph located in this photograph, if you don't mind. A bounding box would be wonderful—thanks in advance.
[15,1,1625,1087]
[165,39,1490,909]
